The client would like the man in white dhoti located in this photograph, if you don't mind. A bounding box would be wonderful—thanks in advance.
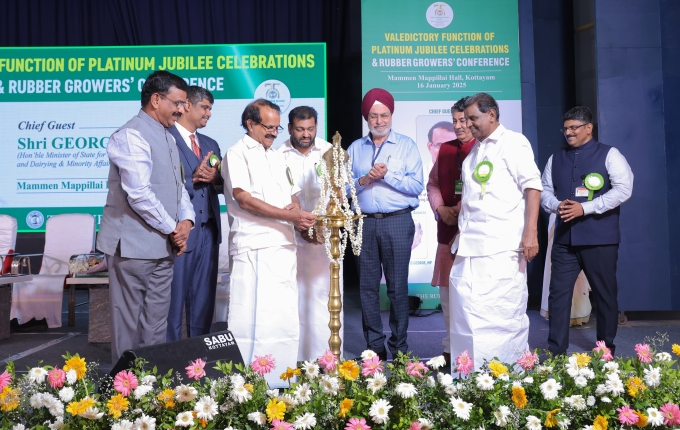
[278,106,342,361]
[449,93,543,370]
[223,99,317,387]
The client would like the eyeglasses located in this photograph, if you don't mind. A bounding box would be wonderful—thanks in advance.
[258,123,284,133]
[158,93,187,109]
[368,113,391,121]
[560,123,589,134]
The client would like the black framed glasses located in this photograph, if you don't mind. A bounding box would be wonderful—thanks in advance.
[559,123,589,134]
[158,93,187,109]
[258,123,284,133]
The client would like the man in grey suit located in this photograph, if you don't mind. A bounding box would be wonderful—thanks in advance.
[97,70,195,362]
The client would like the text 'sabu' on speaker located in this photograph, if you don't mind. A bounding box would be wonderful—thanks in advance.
[110,330,244,378]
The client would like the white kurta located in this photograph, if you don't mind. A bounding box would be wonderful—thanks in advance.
[223,134,300,388]
[450,124,543,371]
[279,138,344,361]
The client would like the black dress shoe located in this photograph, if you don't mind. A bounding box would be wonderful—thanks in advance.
[442,352,451,367]
[377,350,388,361]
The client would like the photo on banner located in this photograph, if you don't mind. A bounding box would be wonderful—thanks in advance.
[0,43,327,231]
[361,0,522,309]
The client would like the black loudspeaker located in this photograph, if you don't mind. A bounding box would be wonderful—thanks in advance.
[109,330,244,379]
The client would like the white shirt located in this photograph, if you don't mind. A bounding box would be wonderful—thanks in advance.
[174,121,199,151]
[278,137,332,213]
[107,128,194,235]
[454,124,543,257]
[223,134,300,255]
[541,147,633,215]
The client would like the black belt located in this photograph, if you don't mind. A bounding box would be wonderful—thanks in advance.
[363,207,413,219]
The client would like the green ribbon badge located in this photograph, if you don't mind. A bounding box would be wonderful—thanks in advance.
[209,154,221,171]
[584,172,604,201]
[286,166,294,186]
[316,163,323,177]
[474,161,493,195]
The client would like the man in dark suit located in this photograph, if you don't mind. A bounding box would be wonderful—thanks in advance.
[166,86,223,341]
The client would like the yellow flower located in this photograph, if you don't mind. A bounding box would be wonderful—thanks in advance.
[265,398,286,422]
[64,356,87,380]
[0,386,20,412]
[338,360,360,381]
[672,343,680,357]
[574,353,591,368]
[511,386,527,409]
[634,411,648,428]
[338,398,354,418]
[280,367,301,381]
[244,383,254,393]
[106,394,129,419]
[593,415,608,430]
[627,376,646,398]
[545,409,561,428]
[66,397,95,416]
[489,360,509,377]
[157,388,175,409]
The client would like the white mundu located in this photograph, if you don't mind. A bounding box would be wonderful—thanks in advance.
[279,137,344,361]
[223,134,300,388]
[449,124,543,371]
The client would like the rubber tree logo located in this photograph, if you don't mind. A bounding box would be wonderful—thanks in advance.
[426,2,453,28]
[434,4,445,16]
[254,79,291,113]
[266,83,280,100]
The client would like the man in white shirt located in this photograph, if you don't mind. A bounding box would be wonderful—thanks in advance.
[222,99,316,387]
[449,92,543,370]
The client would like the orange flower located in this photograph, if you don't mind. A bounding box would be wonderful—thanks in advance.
[64,356,87,380]
[106,394,129,419]
[634,411,648,428]
[339,360,360,381]
[545,409,561,428]
[280,367,301,381]
[338,398,354,417]
[0,386,20,412]
[157,388,175,409]
[244,383,254,393]
[593,415,608,430]
[511,386,527,409]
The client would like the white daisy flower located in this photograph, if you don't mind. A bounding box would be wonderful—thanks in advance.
[603,362,619,373]
[498,374,510,381]
[444,384,459,395]
[586,396,595,406]
[369,399,392,424]
[175,384,198,402]
[175,411,194,427]
[48,417,64,430]
[418,418,434,430]
[111,420,134,430]
[579,367,595,379]
[135,414,156,430]
[643,366,661,388]
[320,375,340,395]
[605,374,624,396]
[427,376,436,387]
[450,397,472,421]
[141,375,156,385]
[574,376,588,387]
[564,395,586,411]
[65,370,77,385]
[601,396,611,403]
[565,356,580,377]
[523,376,534,384]
[494,405,511,426]
[475,373,495,390]
[438,372,454,386]
[266,389,279,398]
[361,350,377,361]
[194,396,218,421]
[557,418,571,430]
[525,415,542,430]
[230,384,252,403]
[595,384,607,395]
[278,393,298,410]
[133,384,154,400]
[80,407,104,420]
[395,382,417,399]
[426,356,446,370]
[28,367,49,384]
[230,374,246,387]
[655,352,672,362]
[646,407,663,427]
[536,365,553,375]
[294,382,312,404]
[366,372,387,394]
[302,361,320,379]
[48,399,64,417]
[248,411,266,425]
[30,393,45,408]
[539,378,562,400]
[293,412,317,430]
[58,387,75,403]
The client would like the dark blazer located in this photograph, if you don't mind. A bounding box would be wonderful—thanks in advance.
[167,125,223,252]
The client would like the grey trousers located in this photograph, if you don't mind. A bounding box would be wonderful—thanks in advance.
[106,251,174,363]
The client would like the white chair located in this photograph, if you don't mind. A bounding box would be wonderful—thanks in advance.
[213,212,231,323]
[11,214,95,328]
[0,215,18,274]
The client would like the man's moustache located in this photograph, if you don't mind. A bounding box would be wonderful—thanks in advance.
[265,134,276,139]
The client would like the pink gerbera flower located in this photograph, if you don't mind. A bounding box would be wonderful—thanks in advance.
[0,371,11,390]
[516,350,538,370]
[361,356,384,377]
[660,402,680,426]
[251,354,276,375]
[47,367,66,389]
[185,358,206,380]
[113,370,138,396]
[406,361,428,378]
[271,419,294,430]
[318,350,338,371]
[455,350,474,375]
[345,417,371,430]
[617,405,640,425]
[635,343,653,363]
[593,340,613,361]
[408,422,422,430]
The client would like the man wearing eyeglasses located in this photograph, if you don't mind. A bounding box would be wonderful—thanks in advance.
[222,98,317,387]
[97,70,195,362]
[347,88,424,361]
[542,106,634,357]
[166,86,223,342]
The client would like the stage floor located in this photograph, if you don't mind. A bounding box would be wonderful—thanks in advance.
[3,288,680,376]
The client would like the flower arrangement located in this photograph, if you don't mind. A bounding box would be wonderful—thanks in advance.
[2,339,680,429]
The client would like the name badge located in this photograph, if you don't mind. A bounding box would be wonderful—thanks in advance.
[575,187,589,198]
[455,180,463,195]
